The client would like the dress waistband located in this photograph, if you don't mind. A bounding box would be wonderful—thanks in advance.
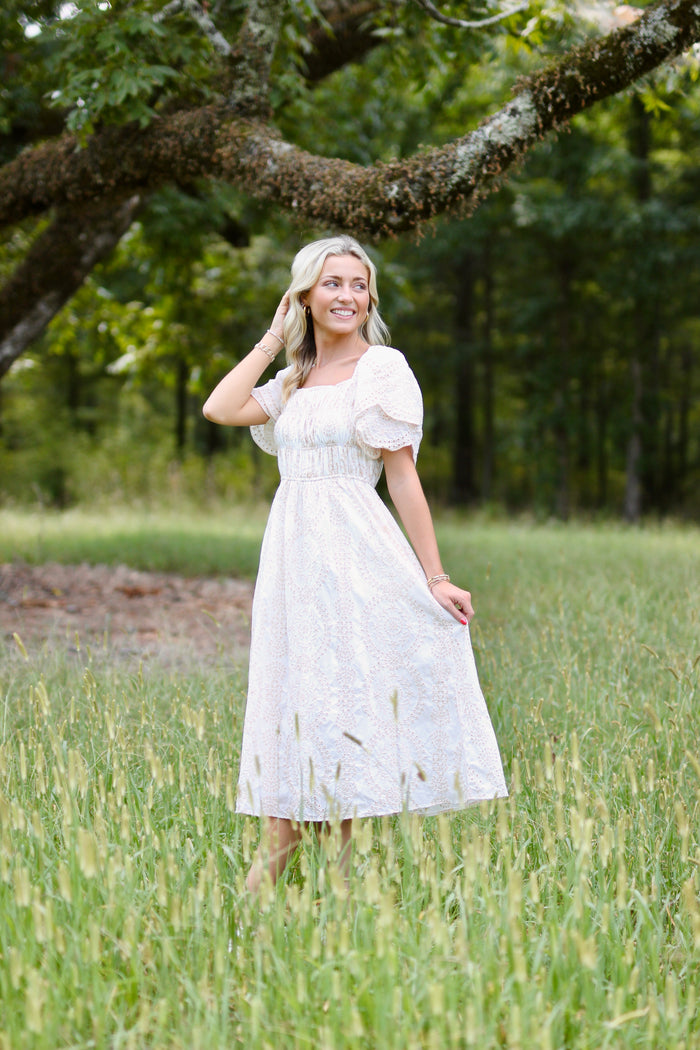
[278,445,381,484]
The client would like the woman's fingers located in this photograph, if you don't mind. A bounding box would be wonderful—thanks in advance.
[270,292,290,332]
[450,598,471,625]
[431,583,474,625]
[455,592,474,623]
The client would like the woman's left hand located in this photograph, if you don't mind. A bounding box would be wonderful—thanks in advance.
[429,580,475,625]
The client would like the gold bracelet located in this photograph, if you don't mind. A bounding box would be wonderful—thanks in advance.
[254,342,278,362]
[426,573,450,589]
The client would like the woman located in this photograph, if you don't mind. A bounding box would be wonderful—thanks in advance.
[203,235,507,892]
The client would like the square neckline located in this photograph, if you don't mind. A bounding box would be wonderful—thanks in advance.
[297,345,379,391]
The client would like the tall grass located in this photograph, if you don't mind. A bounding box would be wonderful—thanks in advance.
[0,514,698,1048]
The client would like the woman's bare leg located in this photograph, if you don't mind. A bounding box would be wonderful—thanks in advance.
[337,819,353,881]
[246,816,353,894]
[315,818,353,886]
[246,817,302,893]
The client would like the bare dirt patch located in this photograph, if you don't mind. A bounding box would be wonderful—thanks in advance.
[0,562,254,668]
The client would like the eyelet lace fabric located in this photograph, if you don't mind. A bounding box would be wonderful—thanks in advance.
[238,346,507,819]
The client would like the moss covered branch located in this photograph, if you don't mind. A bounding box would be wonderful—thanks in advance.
[1,0,698,237]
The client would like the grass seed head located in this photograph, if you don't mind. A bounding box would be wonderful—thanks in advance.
[77,827,99,879]
[25,969,47,1035]
[13,865,31,908]
[8,946,23,991]
[12,633,29,661]
[57,863,72,903]
[681,875,700,947]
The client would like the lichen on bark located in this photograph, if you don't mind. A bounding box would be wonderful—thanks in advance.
[228,0,283,115]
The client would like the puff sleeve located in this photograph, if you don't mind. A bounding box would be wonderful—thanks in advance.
[354,347,423,462]
[249,366,292,455]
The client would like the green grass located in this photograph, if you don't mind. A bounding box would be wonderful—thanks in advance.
[1,511,699,1049]
[0,506,269,578]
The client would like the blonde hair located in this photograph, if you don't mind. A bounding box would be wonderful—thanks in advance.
[281,236,389,402]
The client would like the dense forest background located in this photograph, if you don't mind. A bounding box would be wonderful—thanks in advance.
[1,0,699,520]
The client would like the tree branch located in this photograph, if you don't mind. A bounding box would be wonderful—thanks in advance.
[1,0,699,239]
[305,1,383,81]
[413,0,530,31]
[154,0,234,56]
[229,0,284,114]
[0,195,143,378]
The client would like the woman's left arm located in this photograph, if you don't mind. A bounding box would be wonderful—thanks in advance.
[382,446,474,625]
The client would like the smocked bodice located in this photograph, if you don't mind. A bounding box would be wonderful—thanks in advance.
[249,346,424,480]
[275,384,382,484]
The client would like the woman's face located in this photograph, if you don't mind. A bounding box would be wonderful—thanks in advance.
[304,254,370,338]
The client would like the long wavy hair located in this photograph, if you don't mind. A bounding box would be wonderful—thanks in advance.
[281,236,390,402]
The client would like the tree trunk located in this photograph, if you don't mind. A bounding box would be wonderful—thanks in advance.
[661,378,674,513]
[642,310,662,510]
[204,418,224,457]
[624,94,652,523]
[66,351,80,421]
[576,381,592,507]
[175,358,188,454]
[554,255,573,520]
[0,195,143,378]
[624,357,643,522]
[304,1,381,81]
[594,367,608,509]
[677,342,692,505]
[481,242,495,502]
[452,252,477,505]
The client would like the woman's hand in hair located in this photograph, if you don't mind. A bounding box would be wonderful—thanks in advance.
[269,292,291,346]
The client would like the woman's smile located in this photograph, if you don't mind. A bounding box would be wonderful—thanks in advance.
[306,255,370,336]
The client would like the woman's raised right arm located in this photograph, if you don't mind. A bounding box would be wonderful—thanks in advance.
[202,295,288,427]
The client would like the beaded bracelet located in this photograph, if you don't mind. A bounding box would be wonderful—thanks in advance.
[426,573,450,589]
[266,329,284,347]
[255,342,278,362]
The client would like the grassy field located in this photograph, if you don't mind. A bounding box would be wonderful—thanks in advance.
[1,509,699,1049]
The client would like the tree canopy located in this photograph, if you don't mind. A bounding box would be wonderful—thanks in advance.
[3,0,700,373]
[1,1,699,519]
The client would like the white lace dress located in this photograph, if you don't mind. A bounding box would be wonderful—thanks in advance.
[236,345,507,820]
